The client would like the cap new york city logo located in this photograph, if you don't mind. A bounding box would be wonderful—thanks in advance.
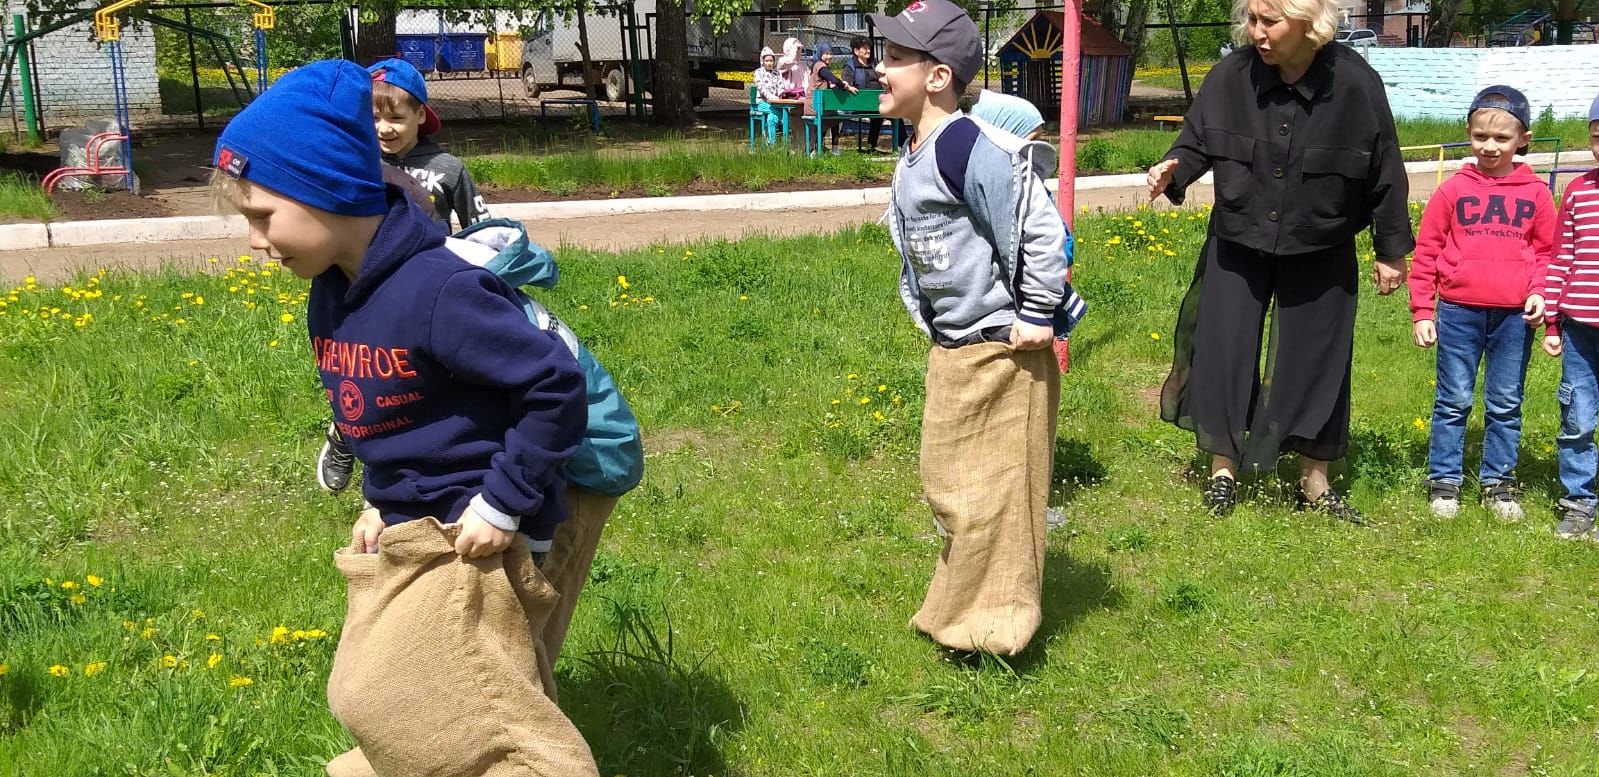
[904,1,927,16]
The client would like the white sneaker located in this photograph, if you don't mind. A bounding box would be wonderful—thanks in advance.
[1483,481,1524,522]
[1428,481,1461,518]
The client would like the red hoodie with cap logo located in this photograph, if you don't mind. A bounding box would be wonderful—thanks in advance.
[1409,162,1557,323]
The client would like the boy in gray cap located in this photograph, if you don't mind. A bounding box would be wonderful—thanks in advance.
[871,0,1076,655]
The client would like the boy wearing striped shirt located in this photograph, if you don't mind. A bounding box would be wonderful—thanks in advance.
[1543,95,1599,540]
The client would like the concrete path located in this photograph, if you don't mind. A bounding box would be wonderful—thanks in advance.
[3,160,1590,284]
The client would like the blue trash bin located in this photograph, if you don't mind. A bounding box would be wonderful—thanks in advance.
[395,35,438,73]
[437,34,486,72]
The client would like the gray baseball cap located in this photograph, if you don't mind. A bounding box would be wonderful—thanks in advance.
[869,0,983,85]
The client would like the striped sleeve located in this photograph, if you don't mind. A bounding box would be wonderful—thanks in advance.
[1547,173,1599,335]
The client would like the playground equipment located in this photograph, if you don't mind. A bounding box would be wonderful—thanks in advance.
[0,0,272,194]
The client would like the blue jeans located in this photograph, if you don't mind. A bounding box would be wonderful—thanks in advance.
[1558,322,1599,509]
[754,101,783,144]
[1428,300,1533,485]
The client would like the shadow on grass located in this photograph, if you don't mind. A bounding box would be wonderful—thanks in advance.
[559,599,744,777]
[1053,437,1110,505]
[1012,550,1123,672]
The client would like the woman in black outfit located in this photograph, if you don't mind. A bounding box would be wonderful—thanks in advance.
[1147,0,1415,523]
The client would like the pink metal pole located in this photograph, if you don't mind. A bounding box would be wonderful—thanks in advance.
[1054,0,1081,372]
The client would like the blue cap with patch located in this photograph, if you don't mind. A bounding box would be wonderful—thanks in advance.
[368,58,442,136]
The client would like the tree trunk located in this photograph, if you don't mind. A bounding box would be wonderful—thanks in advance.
[575,0,599,100]
[652,0,695,126]
[1424,0,1465,46]
[1120,0,1151,64]
[355,2,398,65]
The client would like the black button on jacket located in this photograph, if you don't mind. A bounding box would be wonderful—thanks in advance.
[1161,44,1416,262]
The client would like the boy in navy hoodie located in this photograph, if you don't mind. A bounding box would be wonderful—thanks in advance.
[211,60,596,773]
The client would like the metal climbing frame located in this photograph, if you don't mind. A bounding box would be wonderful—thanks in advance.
[243,0,273,93]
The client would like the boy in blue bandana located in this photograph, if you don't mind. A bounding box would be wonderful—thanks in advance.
[211,59,596,775]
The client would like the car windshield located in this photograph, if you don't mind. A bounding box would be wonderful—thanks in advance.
[1336,30,1351,40]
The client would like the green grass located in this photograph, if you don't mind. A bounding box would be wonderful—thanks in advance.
[6,208,1599,774]
[465,141,894,194]
[0,173,55,221]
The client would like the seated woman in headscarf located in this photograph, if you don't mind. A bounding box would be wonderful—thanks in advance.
[803,42,857,153]
[751,47,787,145]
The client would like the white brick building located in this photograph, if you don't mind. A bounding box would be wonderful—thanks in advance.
[1366,45,1599,120]
[3,0,160,128]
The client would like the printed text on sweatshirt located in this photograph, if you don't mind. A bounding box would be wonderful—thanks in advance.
[1547,170,1599,335]
[1408,163,1555,322]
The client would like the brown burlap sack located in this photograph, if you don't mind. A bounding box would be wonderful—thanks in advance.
[535,487,620,701]
[911,342,1060,656]
[326,518,599,777]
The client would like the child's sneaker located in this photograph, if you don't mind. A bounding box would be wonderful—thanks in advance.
[1297,488,1366,526]
[1427,481,1461,518]
[317,422,356,493]
[1481,480,1524,522]
[1555,502,1597,541]
[1203,475,1237,516]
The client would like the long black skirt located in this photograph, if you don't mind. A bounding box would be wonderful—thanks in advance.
[1159,236,1358,471]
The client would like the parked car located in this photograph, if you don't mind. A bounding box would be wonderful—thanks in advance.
[1336,28,1379,47]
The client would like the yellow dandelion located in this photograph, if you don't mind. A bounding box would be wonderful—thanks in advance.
[228,675,253,688]
[23,275,36,284]
[873,411,885,422]
[193,296,204,305]
[181,292,194,299]
[1150,332,1162,341]
[237,256,251,263]
[207,654,223,669]
[279,312,294,324]
[269,626,290,645]
[1413,417,1426,430]
[122,620,136,631]
[269,339,280,348]
[685,250,695,257]
[877,384,887,392]
[140,626,157,639]
[85,575,103,587]
[0,663,8,676]
[831,399,842,406]
[578,304,589,311]
[48,664,69,678]
[83,661,106,677]
[617,275,630,290]
[69,593,86,605]
[59,580,78,590]
[175,318,187,326]
[859,397,871,405]
[205,633,222,642]
[739,295,748,301]
[207,257,219,264]
[191,609,205,619]
[847,373,859,380]
[160,655,178,669]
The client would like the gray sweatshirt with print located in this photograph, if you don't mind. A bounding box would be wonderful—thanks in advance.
[888,114,1070,343]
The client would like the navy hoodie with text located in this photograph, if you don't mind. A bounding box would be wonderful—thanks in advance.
[307,186,587,542]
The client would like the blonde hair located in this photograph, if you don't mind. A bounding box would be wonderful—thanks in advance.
[210,167,248,215]
[1232,0,1340,49]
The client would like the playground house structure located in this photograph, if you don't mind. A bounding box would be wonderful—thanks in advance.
[1,0,274,193]
[997,10,1131,127]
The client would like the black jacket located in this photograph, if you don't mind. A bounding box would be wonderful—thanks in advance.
[1161,44,1415,261]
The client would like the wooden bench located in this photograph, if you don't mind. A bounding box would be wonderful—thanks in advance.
[1154,114,1184,130]
[803,88,903,155]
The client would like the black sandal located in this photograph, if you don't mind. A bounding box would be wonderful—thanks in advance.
[1297,488,1366,526]
[1203,475,1238,516]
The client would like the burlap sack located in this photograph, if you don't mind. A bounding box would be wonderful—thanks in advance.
[535,487,620,701]
[326,518,599,777]
[911,342,1060,655]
